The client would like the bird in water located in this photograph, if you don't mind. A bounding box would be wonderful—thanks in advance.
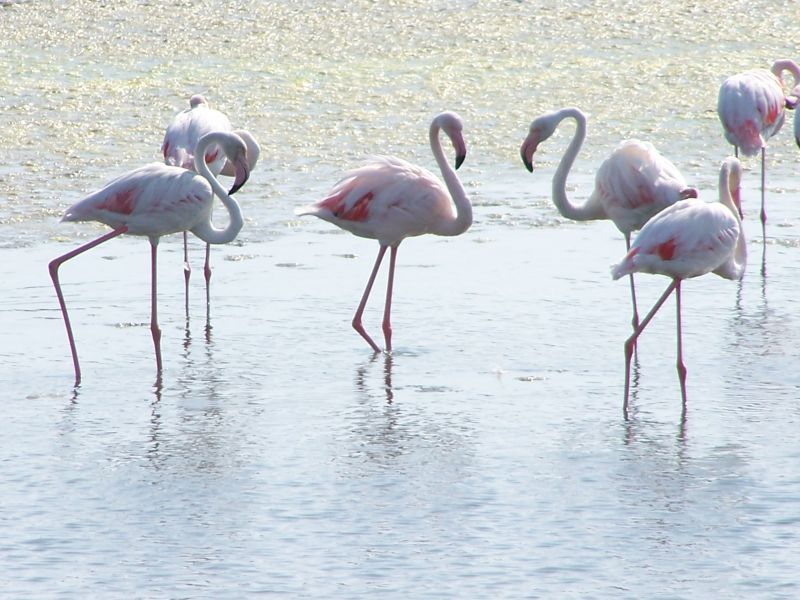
[50,130,250,386]
[162,94,260,311]
[717,59,800,235]
[612,156,747,408]
[295,111,473,354]
[521,106,697,329]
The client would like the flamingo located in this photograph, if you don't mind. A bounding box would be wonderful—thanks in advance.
[161,94,260,309]
[50,130,250,386]
[612,156,747,406]
[717,59,800,233]
[295,111,473,353]
[520,106,697,329]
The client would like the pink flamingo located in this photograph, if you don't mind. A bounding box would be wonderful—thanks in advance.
[50,131,250,386]
[295,111,473,353]
[717,59,800,232]
[162,94,260,308]
[612,157,747,406]
[520,107,697,329]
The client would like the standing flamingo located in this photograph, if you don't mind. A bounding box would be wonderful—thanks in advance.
[520,107,697,329]
[50,131,250,386]
[717,59,800,233]
[612,157,747,406]
[162,94,260,310]
[295,111,473,353]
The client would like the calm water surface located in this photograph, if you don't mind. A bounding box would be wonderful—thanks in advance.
[3,1,800,597]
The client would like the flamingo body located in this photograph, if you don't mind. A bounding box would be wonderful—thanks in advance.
[591,140,696,234]
[296,111,472,353]
[298,156,464,245]
[62,164,217,239]
[717,68,787,157]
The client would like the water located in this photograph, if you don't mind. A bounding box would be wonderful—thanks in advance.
[3,0,800,597]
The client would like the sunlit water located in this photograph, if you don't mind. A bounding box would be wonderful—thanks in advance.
[3,1,800,597]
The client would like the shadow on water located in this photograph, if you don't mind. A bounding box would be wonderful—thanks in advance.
[355,352,394,404]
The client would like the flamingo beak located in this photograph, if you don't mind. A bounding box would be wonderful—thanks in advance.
[452,133,467,170]
[680,187,698,200]
[228,156,250,195]
[733,186,744,219]
[520,133,539,173]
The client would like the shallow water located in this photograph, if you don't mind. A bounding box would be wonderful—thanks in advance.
[3,1,800,597]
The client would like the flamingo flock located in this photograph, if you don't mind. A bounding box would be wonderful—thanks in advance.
[49,58,800,406]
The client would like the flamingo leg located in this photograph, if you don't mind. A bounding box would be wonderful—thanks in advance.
[183,231,191,318]
[625,233,639,331]
[48,226,128,386]
[760,147,767,233]
[204,242,212,307]
[352,245,387,353]
[150,240,163,374]
[623,279,679,405]
[675,280,687,404]
[382,245,399,353]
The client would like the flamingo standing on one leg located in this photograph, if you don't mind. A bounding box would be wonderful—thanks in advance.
[162,94,260,310]
[612,157,747,407]
[295,111,473,353]
[717,59,800,236]
[50,131,250,386]
[520,107,697,329]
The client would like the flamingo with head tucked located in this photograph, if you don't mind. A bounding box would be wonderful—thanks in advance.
[162,94,260,310]
[50,130,250,386]
[612,157,747,406]
[520,107,697,329]
[717,59,800,233]
[295,111,473,353]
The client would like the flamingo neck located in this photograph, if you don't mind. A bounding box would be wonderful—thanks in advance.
[551,108,607,222]
[190,134,244,245]
[430,122,472,237]
[771,59,800,90]
[718,158,747,280]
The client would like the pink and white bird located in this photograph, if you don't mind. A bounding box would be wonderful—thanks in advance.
[50,130,250,386]
[295,111,473,354]
[717,59,800,230]
[162,94,260,308]
[520,106,697,329]
[612,156,747,406]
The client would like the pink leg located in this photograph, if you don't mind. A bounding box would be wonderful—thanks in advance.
[352,245,387,353]
[623,279,679,406]
[204,242,212,307]
[675,281,687,404]
[382,245,399,353]
[760,147,767,232]
[150,240,163,373]
[625,233,639,331]
[183,231,191,317]
[48,227,128,386]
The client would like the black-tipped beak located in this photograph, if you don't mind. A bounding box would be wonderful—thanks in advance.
[228,157,250,195]
[786,95,799,110]
[520,136,537,173]
[455,153,466,170]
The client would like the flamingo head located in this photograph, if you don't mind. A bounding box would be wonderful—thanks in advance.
[680,187,698,200]
[221,132,250,195]
[434,111,467,170]
[520,111,561,172]
[189,94,209,109]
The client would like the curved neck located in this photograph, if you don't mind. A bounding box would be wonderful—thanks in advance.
[430,122,472,236]
[191,136,244,244]
[551,108,607,222]
[719,159,747,279]
[771,59,800,89]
